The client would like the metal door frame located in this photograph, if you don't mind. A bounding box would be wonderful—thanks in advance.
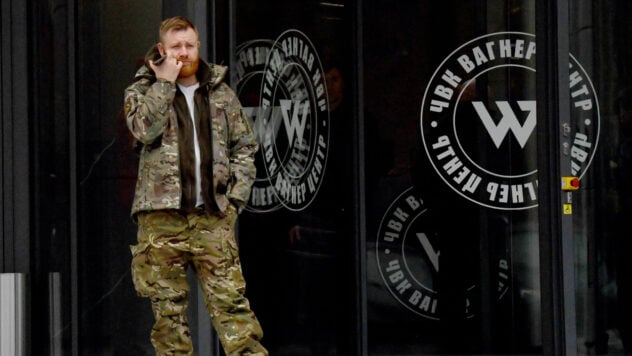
[535,1,578,355]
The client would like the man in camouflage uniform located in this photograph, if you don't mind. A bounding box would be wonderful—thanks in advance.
[124,16,267,355]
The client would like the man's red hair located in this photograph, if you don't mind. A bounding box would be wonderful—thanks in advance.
[159,16,198,42]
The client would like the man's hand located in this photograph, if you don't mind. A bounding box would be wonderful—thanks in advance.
[149,56,182,83]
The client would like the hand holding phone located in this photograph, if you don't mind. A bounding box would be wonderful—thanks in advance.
[149,54,182,82]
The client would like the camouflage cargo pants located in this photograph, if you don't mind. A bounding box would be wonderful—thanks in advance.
[130,207,267,356]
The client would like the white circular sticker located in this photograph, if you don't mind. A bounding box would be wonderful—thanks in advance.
[259,30,330,211]
[376,187,510,319]
[420,32,599,210]
[235,39,284,213]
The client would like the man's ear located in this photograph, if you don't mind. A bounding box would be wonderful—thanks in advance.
[197,41,201,49]
[157,42,165,56]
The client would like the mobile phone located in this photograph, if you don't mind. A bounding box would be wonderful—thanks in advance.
[152,54,166,65]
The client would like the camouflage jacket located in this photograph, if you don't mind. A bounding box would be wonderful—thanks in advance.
[124,55,258,218]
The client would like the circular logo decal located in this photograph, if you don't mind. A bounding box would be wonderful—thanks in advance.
[420,32,599,210]
[235,39,283,213]
[259,30,330,211]
[376,187,510,320]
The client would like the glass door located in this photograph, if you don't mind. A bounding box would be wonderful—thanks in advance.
[233,0,357,354]
[364,1,546,353]
[75,2,163,354]
[569,1,630,354]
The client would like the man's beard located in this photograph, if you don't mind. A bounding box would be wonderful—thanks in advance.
[178,56,199,78]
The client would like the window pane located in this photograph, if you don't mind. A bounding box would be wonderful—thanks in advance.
[234,0,357,354]
[364,1,543,353]
[570,1,629,354]
[76,1,161,353]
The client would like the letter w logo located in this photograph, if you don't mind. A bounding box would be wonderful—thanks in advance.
[280,99,309,146]
[472,100,536,149]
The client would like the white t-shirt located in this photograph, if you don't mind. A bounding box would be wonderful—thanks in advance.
[177,82,204,207]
